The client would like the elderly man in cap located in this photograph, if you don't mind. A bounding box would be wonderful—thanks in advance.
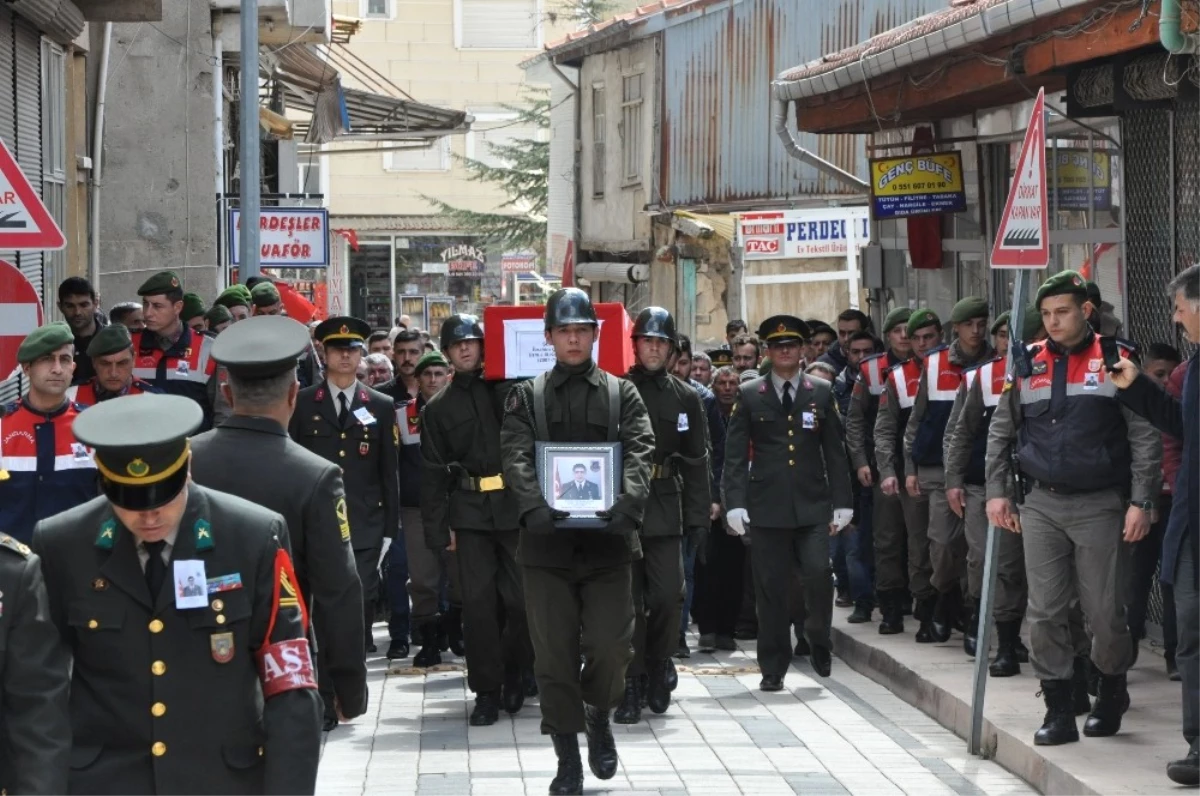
[723,315,853,689]
[192,315,367,734]
[290,316,400,664]
[0,324,98,543]
[251,282,284,316]
[215,286,252,322]
[129,271,218,430]
[988,270,1160,747]
[32,394,322,793]
[181,293,207,334]
[69,325,161,405]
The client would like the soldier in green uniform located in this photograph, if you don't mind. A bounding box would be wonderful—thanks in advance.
[723,316,853,689]
[421,314,531,726]
[500,288,655,796]
[31,394,322,794]
[614,307,710,724]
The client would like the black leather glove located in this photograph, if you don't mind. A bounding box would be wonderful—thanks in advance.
[687,526,708,565]
[523,507,560,535]
[596,510,637,535]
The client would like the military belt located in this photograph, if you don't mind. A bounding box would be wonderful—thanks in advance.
[650,462,678,480]
[459,474,506,492]
[1030,479,1102,496]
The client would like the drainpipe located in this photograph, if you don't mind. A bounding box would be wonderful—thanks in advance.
[1160,0,1198,54]
[212,14,227,289]
[772,97,869,193]
[89,22,112,289]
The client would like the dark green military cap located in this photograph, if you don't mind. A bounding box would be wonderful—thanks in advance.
[205,304,233,328]
[882,307,913,335]
[87,324,133,358]
[1085,280,1102,305]
[757,315,811,344]
[990,311,1011,335]
[906,308,941,338]
[73,394,202,511]
[1036,269,1089,308]
[707,349,733,368]
[211,315,307,379]
[251,281,282,308]
[17,322,73,364]
[181,292,206,321]
[1022,303,1044,341]
[950,296,989,324]
[137,270,183,296]
[806,320,835,340]
[414,351,449,376]
[315,315,371,348]
[215,285,252,310]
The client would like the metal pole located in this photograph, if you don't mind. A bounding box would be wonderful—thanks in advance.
[238,0,261,282]
[967,271,1029,755]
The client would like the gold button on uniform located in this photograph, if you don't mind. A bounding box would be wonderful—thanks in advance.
[152,742,166,757]
[338,450,346,458]
[788,430,794,437]
[340,432,347,439]
[211,599,224,612]
[87,619,99,630]
[788,444,795,451]
[151,661,167,676]
[149,619,164,633]
[151,702,166,717]
[788,460,795,466]
[216,614,226,625]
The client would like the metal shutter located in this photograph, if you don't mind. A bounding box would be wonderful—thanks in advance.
[459,0,538,49]
[10,15,41,306]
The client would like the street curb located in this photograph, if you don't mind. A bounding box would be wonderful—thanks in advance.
[831,626,1095,795]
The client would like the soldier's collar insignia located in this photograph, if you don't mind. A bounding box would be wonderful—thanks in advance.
[95,518,116,550]
[194,519,214,552]
[315,388,325,401]
[92,577,109,591]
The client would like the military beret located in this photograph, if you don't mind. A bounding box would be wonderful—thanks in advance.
[212,315,307,379]
[180,292,206,321]
[17,322,73,364]
[1036,269,1089,308]
[87,324,133,358]
[137,271,183,296]
[316,316,371,348]
[414,351,449,376]
[251,281,282,307]
[215,286,252,309]
[949,296,989,324]
[1022,303,1044,341]
[990,311,1011,336]
[1085,280,1102,304]
[204,304,233,328]
[882,307,913,335]
[906,308,941,338]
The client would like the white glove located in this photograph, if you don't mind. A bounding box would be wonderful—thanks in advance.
[727,508,750,536]
[832,508,853,532]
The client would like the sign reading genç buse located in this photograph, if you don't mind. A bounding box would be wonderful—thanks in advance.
[229,208,330,267]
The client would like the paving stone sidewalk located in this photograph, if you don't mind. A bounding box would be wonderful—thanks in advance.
[316,628,1037,796]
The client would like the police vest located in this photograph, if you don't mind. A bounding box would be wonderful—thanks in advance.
[911,346,963,467]
[961,358,1006,485]
[1015,335,1132,493]
[0,400,98,543]
[131,326,216,417]
[68,378,159,405]
[860,352,892,397]
[885,357,922,472]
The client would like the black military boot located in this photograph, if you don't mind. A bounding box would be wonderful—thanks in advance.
[646,660,671,714]
[930,586,960,643]
[1071,656,1093,715]
[444,606,466,656]
[549,734,584,795]
[469,692,500,726]
[664,657,679,692]
[613,677,641,724]
[847,599,873,624]
[988,621,1021,678]
[962,604,979,657]
[1014,634,1030,663]
[502,665,525,714]
[1083,673,1130,737]
[914,596,938,643]
[413,643,442,668]
[583,704,619,780]
[878,591,905,635]
[1034,680,1079,746]
[523,667,539,698]
[638,673,649,709]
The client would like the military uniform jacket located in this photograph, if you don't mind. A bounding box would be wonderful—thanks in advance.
[68,378,161,404]
[845,351,902,473]
[500,360,655,570]
[944,358,1006,490]
[31,487,322,795]
[903,341,994,470]
[420,371,519,549]
[873,358,922,481]
[190,415,367,719]
[0,534,71,795]
[722,373,852,529]
[289,380,400,551]
[626,367,711,536]
[130,327,217,431]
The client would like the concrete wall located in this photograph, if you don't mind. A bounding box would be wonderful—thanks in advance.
[523,57,577,272]
[92,0,218,304]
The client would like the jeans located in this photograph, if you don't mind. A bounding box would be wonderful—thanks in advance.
[386,536,411,642]
[844,486,875,604]
[1175,540,1198,748]
[680,536,698,638]
[1127,495,1176,656]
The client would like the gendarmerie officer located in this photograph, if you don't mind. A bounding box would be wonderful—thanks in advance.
[289,316,400,657]
[987,270,1161,747]
[500,288,654,796]
[31,394,322,794]
[421,313,531,726]
[0,531,71,795]
[191,315,367,733]
[616,307,710,724]
[723,315,853,690]
[68,324,160,404]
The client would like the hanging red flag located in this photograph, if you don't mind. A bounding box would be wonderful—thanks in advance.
[562,240,575,287]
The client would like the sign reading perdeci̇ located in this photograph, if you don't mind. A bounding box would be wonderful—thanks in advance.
[869,151,967,220]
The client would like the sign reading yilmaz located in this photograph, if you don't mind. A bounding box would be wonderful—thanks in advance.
[869,151,967,220]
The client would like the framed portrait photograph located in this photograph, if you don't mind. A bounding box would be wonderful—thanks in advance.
[535,442,622,530]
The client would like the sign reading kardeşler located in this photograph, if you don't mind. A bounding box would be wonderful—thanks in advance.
[869,151,967,219]
[230,208,330,267]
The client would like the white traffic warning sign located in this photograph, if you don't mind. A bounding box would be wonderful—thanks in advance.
[0,138,66,251]
[991,88,1049,269]
[0,258,45,377]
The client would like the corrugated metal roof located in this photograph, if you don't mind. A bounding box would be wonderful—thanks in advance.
[330,216,457,232]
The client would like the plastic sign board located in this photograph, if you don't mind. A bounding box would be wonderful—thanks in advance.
[0,259,44,377]
[229,208,330,267]
[0,140,66,250]
[991,89,1049,269]
[739,207,870,261]
[869,151,968,219]
[1051,149,1111,211]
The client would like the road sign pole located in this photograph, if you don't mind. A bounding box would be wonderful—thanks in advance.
[238,0,261,281]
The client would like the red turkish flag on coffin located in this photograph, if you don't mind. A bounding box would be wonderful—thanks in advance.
[483,303,634,381]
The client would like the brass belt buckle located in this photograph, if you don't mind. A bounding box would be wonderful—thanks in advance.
[478,474,505,492]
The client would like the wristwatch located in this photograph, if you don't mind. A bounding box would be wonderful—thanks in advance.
[1129,499,1155,512]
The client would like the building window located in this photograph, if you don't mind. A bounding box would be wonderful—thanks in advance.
[363,0,393,19]
[41,40,66,304]
[592,86,605,198]
[620,73,642,184]
[456,0,540,50]
[298,156,326,202]
[384,138,452,172]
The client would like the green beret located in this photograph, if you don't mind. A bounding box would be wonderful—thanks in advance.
[906,308,941,338]
[251,281,281,307]
[205,304,233,327]
[1022,303,1043,341]
[17,322,73,364]
[215,286,252,309]
[882,307,913,335]
[414,351,449,376]
[990,311,1011,335]
[180,293,206,321]
[1036,269,1089,308]
[137,271,183,296]
[87,324,133,358]
[949,296,989,324]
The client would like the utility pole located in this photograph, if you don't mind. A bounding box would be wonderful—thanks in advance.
[238,0,261,282]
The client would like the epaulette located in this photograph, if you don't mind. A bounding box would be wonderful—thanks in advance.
[0,533,31,557]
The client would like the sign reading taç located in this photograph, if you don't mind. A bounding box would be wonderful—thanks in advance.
[739,207,870,261]
[229,208,330,267]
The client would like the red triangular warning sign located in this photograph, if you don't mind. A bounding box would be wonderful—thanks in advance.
[0,138,66,251]
[991,88,1048,269]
